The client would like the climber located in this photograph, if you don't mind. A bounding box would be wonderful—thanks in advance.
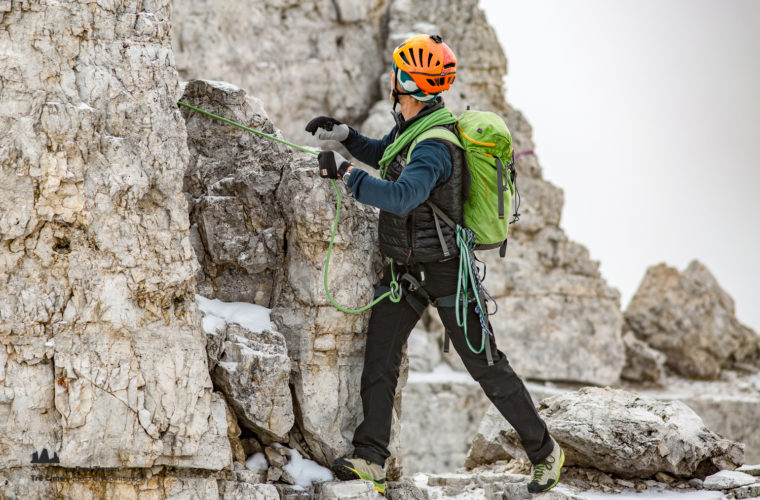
[305,34,564,495]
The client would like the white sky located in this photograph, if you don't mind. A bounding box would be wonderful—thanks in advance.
[480,0,760,333]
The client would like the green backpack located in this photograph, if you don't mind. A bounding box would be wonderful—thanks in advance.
[406,110,518,257]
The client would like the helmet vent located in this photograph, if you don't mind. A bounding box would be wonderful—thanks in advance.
[408,49,417,66]
[418,48,424,66]
[443,62,456,69]
[400,52,409,64]
[427,53,433,66]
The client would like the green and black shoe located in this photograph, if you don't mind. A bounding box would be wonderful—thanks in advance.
[527,441,565,493]
[331,456,386,494]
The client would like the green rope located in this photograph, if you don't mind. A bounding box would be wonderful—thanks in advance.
[323,182,402,313]
[177,101,400,313]
[454,227,489,354]
[178,101,320,156]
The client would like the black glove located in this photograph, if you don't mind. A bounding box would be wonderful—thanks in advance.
[318,150,351,179]
[305,116,350,142]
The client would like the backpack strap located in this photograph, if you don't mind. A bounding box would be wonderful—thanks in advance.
[497,157,505,220]
[404,128,463,256]
[426,200,457,229]
[431,209,451,258]
[405,127,463,164]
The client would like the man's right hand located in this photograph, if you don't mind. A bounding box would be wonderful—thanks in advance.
[305,116,350,142]
[318,150,352,180]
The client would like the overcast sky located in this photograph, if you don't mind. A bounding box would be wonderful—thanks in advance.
[479,0,760,333]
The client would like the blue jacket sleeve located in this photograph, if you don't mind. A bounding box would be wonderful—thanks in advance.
[345,140,452,215]
[342,127,396,169]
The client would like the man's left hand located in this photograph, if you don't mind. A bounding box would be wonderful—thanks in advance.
[318,150,352,179]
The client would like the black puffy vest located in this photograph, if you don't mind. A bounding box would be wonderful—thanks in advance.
[377,122,466,264]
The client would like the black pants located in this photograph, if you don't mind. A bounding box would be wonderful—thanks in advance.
[352,258,554,467]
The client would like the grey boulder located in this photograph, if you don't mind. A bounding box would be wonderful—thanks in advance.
[466,387,743,479]
[703,470,758,490]
[621,330,667,384]
[625,261,759,379]
[211,323,294,442]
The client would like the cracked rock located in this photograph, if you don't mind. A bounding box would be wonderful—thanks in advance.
[626,261,760,379]
[212,324,294,443]
[466,387,744,478]
[0,0,229,470]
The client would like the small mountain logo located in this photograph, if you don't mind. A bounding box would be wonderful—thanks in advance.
[31,448,60,464]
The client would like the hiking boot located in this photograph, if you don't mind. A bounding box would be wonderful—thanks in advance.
[527,441,564,493]
[331,456,386,494]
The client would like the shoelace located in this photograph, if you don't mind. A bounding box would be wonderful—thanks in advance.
[533,455,556,482]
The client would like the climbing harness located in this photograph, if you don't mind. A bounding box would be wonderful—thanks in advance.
[177,101,401,314]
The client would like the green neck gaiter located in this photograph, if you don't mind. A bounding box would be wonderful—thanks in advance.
[379,107,457,179]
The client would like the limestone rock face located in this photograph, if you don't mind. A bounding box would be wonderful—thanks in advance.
[409,471,585,500]
[621,330,667,383]
[0,468,223,499]
[180,79,407,472]
[660,373,760,465]
[172,0,392,145]
[407,329,441,373]
[401,374,489,474]
[466,387,744,479]
[212,323,294,443]
[182,79,286,305]
[219,483,280,499]
[171,0,509,144]
[316,480,383,499]
[465,402,520,470]
[0,0,229,470]
[271,150,387,466]
[625,261,760,379]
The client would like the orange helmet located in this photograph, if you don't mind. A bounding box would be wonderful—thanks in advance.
[392,34,457,95]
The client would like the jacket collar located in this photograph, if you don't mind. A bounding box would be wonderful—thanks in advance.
[393,97,445,136]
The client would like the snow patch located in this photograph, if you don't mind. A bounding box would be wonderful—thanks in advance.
[245,452,268,473]
[202,314,226,335]
[204,79,244,93]
[282,449,333,488]
[196,295,272,333]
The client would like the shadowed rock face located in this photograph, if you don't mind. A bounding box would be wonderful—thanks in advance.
[0,1,229,470]
[180,78,405,473]
[625,260,759,379]
[212,324,294,443]
[466,387,744,479]
[182,79,287,305]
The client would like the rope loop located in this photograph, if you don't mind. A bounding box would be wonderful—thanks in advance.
[388,281,402,303]
[454,226,497,355]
